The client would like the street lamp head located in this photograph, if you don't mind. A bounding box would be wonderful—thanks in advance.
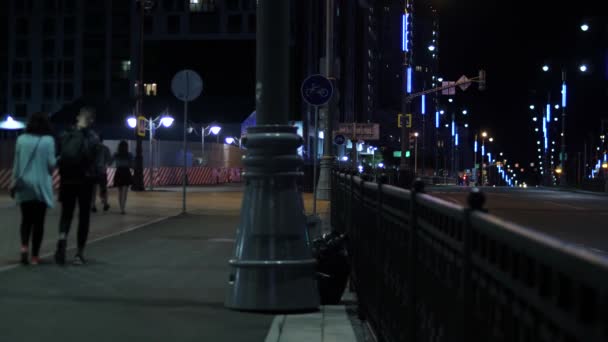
[462,110,468,115]
[428,44,436,51]
[160,116,174,128]
[580,23,589,31]
[464,123,469,128]
[532,117,537,122]
[0,115,26,130]
[439,110,445,115]
[542,65,549,72]
[579,64,588,72]
[127,117,137,128]
[529,105,535,110]
[448,98,454,103]
[225,137,235,145]
[554,104,560,110]
[482,132,487,137]
[489,138,494,142]
[437,77,444,82]
[414,132,419,137]
[209,125,221,135]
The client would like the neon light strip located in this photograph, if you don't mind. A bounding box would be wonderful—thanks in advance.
[546,104,551,122]
[435,111,439,128]
[451,120,455,137]
[455,133,459,146]
[407,67,413,93]
[474,140,478,153]
[562,83,567,108]
[402,14,410,52]
[421,95,426,114]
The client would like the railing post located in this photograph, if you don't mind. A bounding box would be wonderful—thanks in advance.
[409,178,425,341]
[463,187,486,340]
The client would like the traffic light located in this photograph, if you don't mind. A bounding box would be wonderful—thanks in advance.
[405,150,411,158]
[408,133,416,149]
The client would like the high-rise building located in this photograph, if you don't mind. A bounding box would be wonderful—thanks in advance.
[4,0,256,123]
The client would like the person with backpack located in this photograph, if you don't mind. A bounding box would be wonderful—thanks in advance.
[91,135,112,213]
[54,106,100,265]
[10,112,57,265]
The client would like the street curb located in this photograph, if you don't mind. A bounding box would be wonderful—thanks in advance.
[0,214,175,273]
[539,186,608,197]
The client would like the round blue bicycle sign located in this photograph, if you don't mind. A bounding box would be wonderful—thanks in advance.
[301,74,333,107]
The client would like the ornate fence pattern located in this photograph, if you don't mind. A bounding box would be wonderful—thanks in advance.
[331,170,608,342]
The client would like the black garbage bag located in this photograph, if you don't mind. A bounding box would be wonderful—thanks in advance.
[312,232,350,305]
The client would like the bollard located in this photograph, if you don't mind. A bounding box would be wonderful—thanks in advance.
[412,178,425,193]
[467,187,487,212]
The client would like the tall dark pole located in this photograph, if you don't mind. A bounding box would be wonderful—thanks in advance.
[317,0,335,200]
[132,0,145,191]
[399,0,413,188]
[226,0,319,312]
[559,70,567,186]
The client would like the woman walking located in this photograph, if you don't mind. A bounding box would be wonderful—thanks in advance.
[113,140,134,214]
[10,112,56,265]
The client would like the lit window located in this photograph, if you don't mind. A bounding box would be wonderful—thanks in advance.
[121,60,131,72]
[144,83,157,96]
[190,0,215,12]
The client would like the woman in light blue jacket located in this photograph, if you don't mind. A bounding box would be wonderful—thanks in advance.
[11,112,56,265]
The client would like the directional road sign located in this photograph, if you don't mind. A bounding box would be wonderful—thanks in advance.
[334,134,346,145]
[171,69,203,102]
[301,74,333,107]
[335,123,379,140]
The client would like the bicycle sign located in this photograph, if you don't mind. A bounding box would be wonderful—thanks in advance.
[301,74,333,107]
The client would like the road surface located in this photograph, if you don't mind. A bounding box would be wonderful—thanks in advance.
[428,186,608,257]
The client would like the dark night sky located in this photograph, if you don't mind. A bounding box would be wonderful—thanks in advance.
[433,0,607,171]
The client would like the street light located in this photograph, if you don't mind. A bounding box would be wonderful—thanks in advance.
[529,105,535,110]
[579,64,588,72]
[225,136,242,148]
[0,115,26,130]
[580,23,589,32]
[462,110,468,115]
[542,65,549,72]
[126,112,174,190]
[428,44,436,51]
[191,123,222,166]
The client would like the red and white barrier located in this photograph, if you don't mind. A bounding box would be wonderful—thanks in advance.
[0,167,243,190]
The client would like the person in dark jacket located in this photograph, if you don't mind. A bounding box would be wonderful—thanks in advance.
[113,140,134,215]
[54,106,100,265]
[91,135,112,213]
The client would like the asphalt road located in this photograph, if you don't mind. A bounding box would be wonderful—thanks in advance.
[427,186,608,257]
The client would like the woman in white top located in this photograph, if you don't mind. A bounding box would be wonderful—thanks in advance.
[11,112,57,265]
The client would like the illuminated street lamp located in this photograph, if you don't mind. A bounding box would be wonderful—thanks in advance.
[189,123,222,166]
[225,136,242,148]
[579,64,588,72]
[126,112,174,190]
[529,105,535,110]
[428,44,436,51]
[580,23,589,31]
[0,115,26,130]
[542,65,550,72]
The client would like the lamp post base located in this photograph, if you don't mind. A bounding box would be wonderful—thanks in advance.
[225,125,319,312]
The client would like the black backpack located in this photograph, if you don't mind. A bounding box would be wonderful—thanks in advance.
[60,129,93,178]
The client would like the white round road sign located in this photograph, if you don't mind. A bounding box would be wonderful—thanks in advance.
[171,69,203,102]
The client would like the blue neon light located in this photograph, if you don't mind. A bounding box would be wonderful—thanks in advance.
[455,133,459,146]
[546,104,551,122]
[435,111,439,128]
[545,137,548,150]
[474,140,478,153]
[482,145,485,157]
[421,95,426,115]
[402,14,409,52]
[562,83,567,108]
[604,153,607,162]
[451,120,455,137]
[407,67,413,93]
[488,153,492,163]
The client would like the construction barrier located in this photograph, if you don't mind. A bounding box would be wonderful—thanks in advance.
[0,167,242,190]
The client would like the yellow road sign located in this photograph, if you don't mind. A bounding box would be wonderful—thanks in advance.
[397,113,412,128]
[137,116,146,137]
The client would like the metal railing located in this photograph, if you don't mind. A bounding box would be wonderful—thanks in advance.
[331,170,608,342]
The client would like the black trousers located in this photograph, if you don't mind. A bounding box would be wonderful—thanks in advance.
[20,201,47,257]
[59,182,94,253]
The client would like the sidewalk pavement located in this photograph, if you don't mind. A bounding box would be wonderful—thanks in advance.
[0,186,363,341]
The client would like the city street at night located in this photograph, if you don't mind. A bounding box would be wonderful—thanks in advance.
[428,186,608,256]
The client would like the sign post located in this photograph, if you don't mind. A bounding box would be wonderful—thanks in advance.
[171,69,203,214]
[301,74,333,217]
